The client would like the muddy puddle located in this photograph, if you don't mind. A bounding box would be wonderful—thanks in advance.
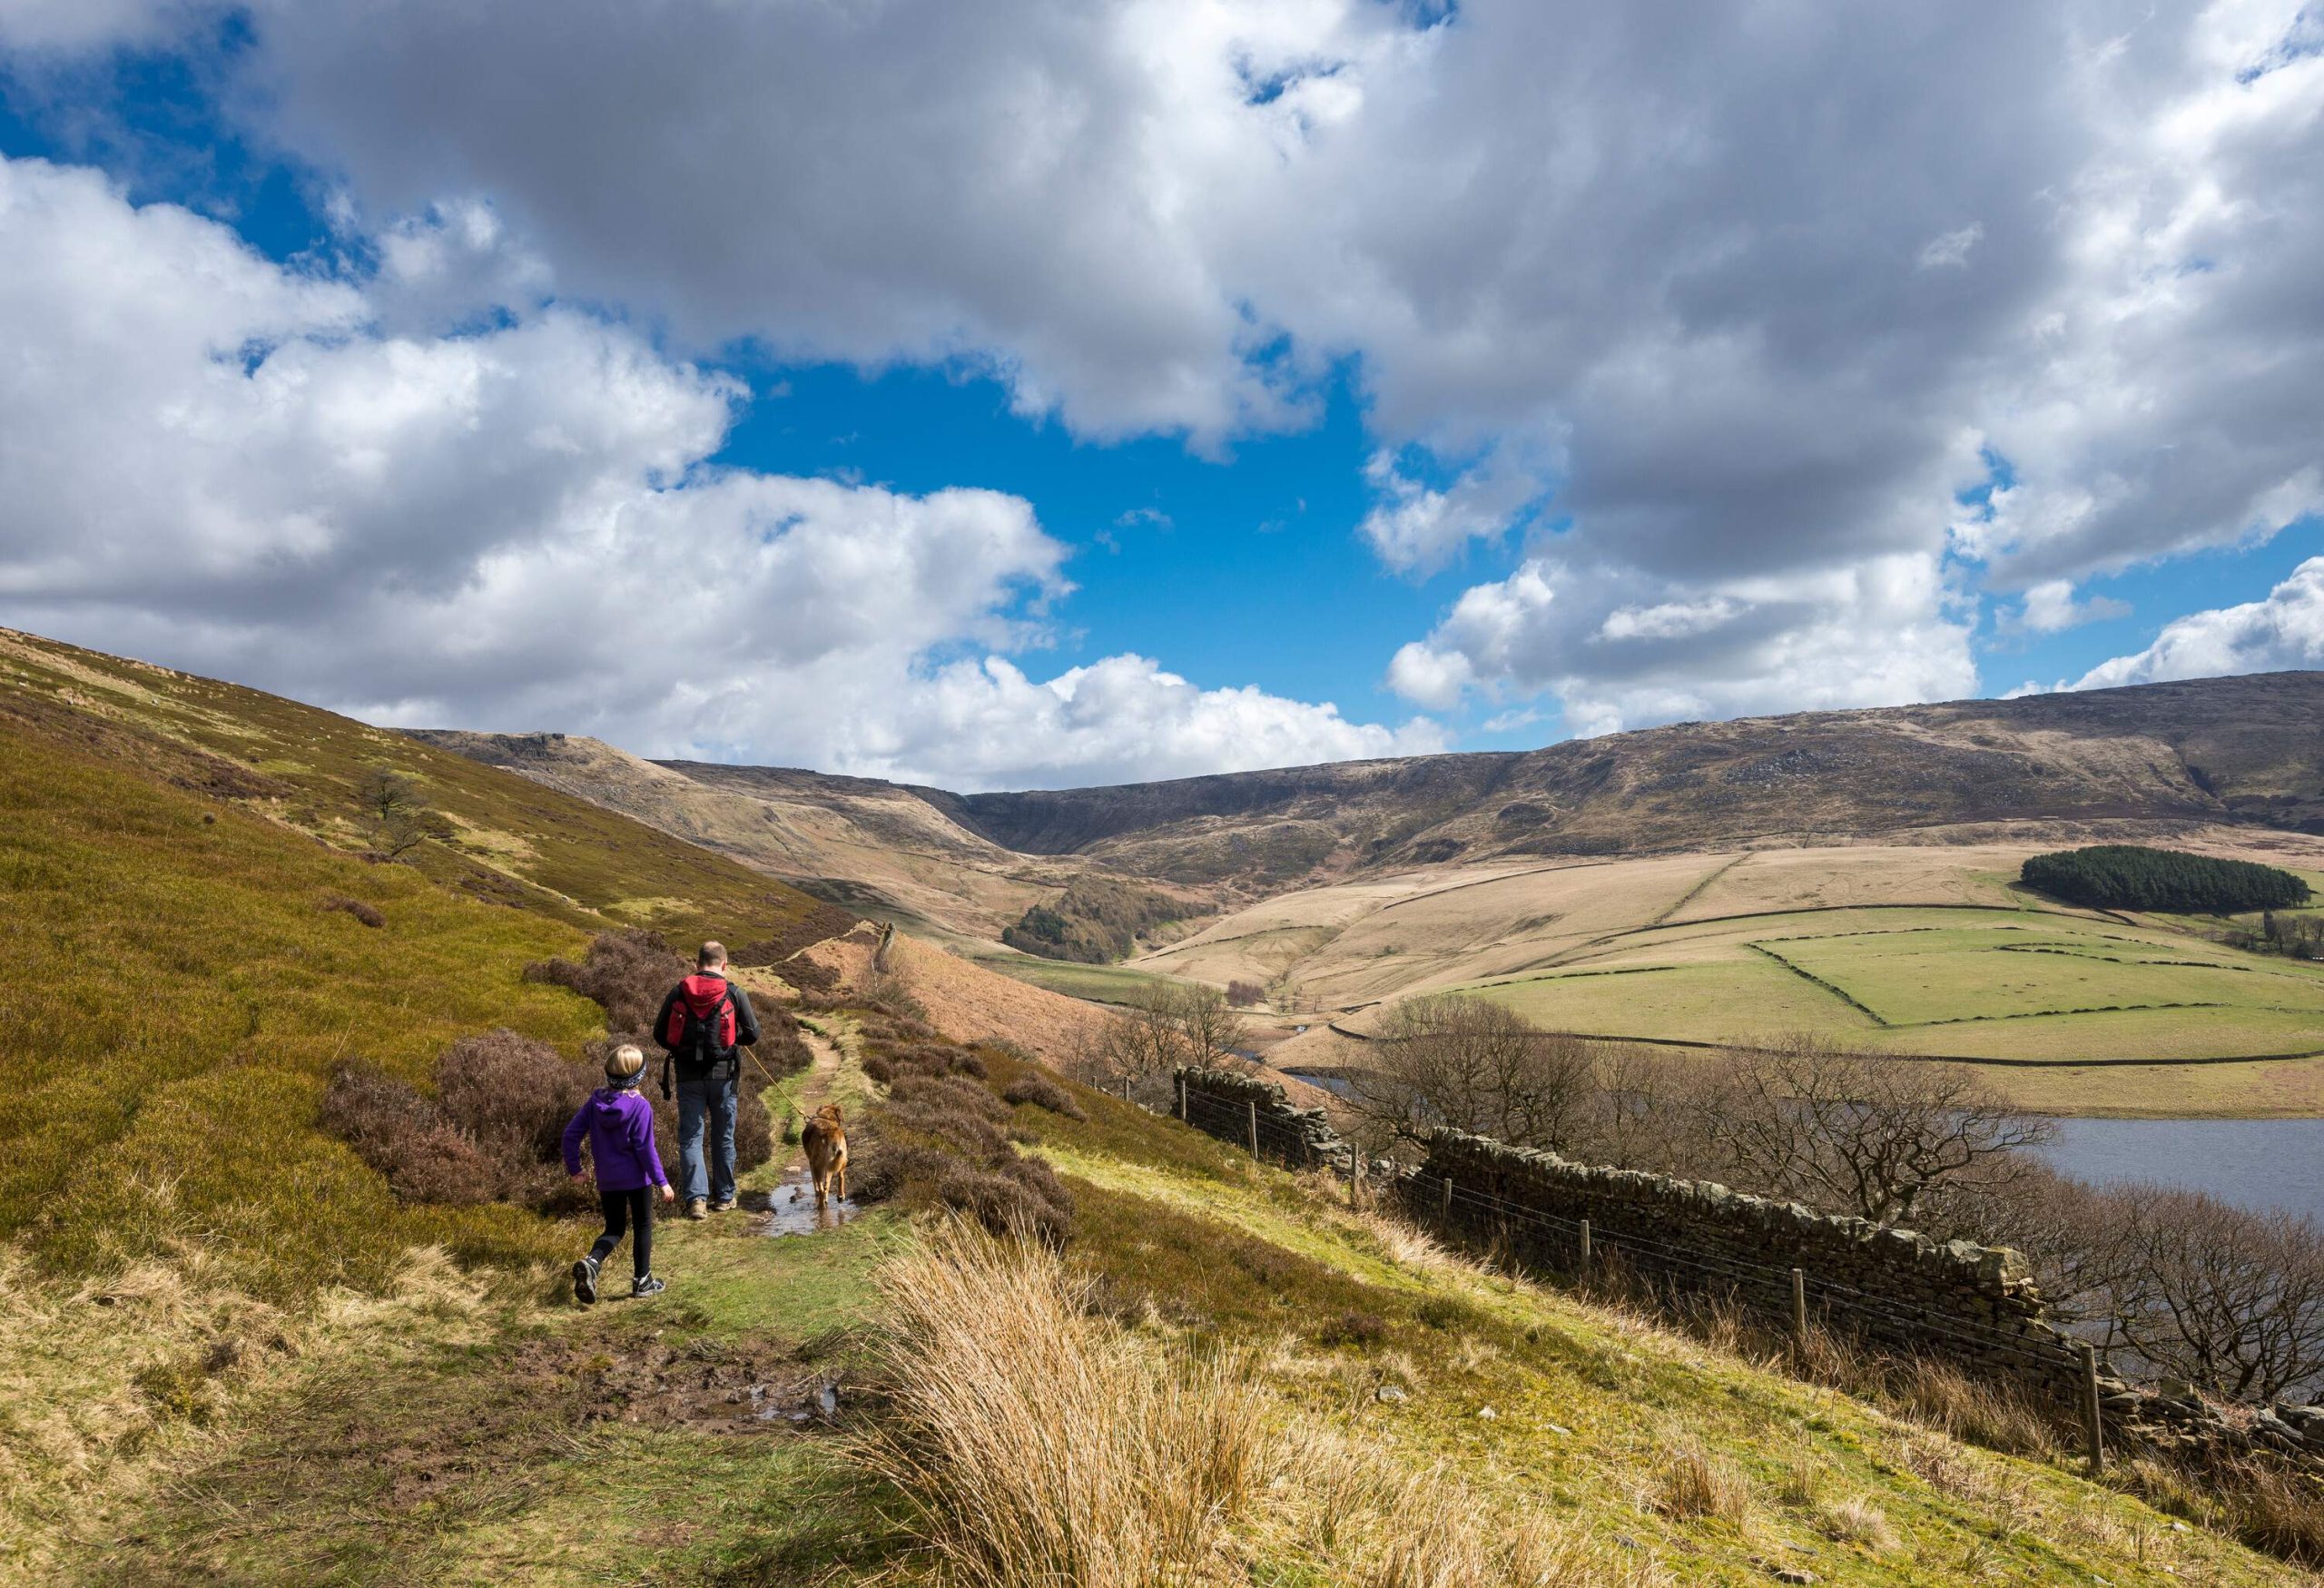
[743,1165,858,1236]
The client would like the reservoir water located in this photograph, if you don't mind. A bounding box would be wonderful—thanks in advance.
[1282,1068,2324,1225]
[2037,1117,2324,1225]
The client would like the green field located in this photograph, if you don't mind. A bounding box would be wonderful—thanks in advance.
[1467,903,2324,1076]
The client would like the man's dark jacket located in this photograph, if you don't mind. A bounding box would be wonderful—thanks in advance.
[650,971,761,1088]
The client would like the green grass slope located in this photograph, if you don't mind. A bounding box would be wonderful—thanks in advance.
[1460,901,2324,1110]
[54,1042,2315,1586]
[0,627,853,954]
[0,627,854,1301]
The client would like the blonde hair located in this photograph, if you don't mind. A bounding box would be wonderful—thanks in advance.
[605,1043,646,1084]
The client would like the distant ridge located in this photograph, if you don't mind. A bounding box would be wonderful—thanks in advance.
[421,671,2324,900]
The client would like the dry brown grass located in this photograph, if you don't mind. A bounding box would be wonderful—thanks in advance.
[1887,1357,2059,1457]
[853,1220,1671,1587]
[0,1246,501,1575]
[1653,1442,1754,1525]
[854,1219,1269,1587]
[1817,1494,1900,1552]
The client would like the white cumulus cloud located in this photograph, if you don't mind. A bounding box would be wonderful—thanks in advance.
[2073,556,2324,689]
[0,154,1426,788]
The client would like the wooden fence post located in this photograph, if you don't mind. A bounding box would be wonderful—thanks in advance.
[1440,1176,1453,1227]
[2078,1341,2105,1475]
[1578,1218,1591,1267]
[1348,1150,1362,1208]
[1176,1073,1187,1121]
[1790,1268,1808,1348]
[1246,1099,1259,1159]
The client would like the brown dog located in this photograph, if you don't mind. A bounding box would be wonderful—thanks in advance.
[802,1103,848,1208]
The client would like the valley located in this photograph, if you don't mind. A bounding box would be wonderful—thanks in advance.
[11,624,2324,1582]
[410,666,2324,1115]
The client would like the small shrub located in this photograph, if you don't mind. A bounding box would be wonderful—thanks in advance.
[1226,979,1265,1008]
[1315,1310,1388,1347]
[524,929,684,1033]
[862,1054,896,1085]
[435,1028,591,1163]
[1002,1071,1088,1120]
[320,894,385,928]
[1414,1297,1463,1331]
[319,1064,496,1207]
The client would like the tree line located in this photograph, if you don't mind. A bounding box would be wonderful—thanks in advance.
[2022,843,2312,913]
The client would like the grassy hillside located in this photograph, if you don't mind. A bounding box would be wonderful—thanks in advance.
[1157,843,2324,1108]
[0,628,858,1305]
[413,730,1083,942]
[44,1037,2316,1585]
[1,629,853,955]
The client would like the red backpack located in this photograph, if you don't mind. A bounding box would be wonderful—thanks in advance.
[663,974,737,1062]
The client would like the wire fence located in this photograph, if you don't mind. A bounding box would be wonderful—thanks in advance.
[1173,1080,2093,1402]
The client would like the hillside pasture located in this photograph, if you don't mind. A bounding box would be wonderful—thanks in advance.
[1153,842,2324,1106]
[1463,903,2324,1074]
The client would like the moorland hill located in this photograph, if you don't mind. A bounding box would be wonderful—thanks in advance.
[427,674,2324,915]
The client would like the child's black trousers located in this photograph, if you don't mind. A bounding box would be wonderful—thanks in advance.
[590,1186,653,1280]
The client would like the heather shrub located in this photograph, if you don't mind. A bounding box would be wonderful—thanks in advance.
[435,1028,592,1161]
[850,1029,1078,1245]
[319,1065,494,1207]
[1002,1071,1087,1121]
[320,894,385,928]
[524,929,684,1034]
[931,1160,1074,1245]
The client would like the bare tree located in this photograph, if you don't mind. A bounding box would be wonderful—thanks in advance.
[1344,994,1597,1155]
[2065,1188,2324,1401]
[1693,1037,2055,1229]
[1566,1041,1708,1172]
[355,767,442,859]
[1169,982,1249,1070]
[1068,982,1248,1102]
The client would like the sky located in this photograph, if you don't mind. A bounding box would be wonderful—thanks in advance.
[0,2,2319,792]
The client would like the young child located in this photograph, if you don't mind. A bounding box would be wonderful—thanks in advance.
[562,1043,675,1303]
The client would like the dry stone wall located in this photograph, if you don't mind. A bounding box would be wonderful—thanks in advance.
[1417,1128,2085,1402]
[1174,1067,2324,1475]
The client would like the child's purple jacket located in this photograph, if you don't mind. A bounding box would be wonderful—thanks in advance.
[562,1086,669,1193]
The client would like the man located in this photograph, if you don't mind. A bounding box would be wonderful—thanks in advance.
[651,941,762,1218]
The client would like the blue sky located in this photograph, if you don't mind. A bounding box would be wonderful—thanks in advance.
[1,3,2319,789]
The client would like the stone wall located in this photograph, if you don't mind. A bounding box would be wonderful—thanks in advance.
[1173,1065,1352,1169]
[1173,1067,2324,1475]
[1415,1127,2086,1402]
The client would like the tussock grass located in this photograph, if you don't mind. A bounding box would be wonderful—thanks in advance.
[1817,1494,1899,1552]
[855,1219,1268,1586]
[855,1219,1667,1587]
[1653,1442,1753,1525]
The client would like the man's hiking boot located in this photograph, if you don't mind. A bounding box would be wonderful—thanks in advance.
[632,1275,666,1298]
[685,1198,709,1220]
[572,1256,600,1307]
[709,1197,736,1213]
